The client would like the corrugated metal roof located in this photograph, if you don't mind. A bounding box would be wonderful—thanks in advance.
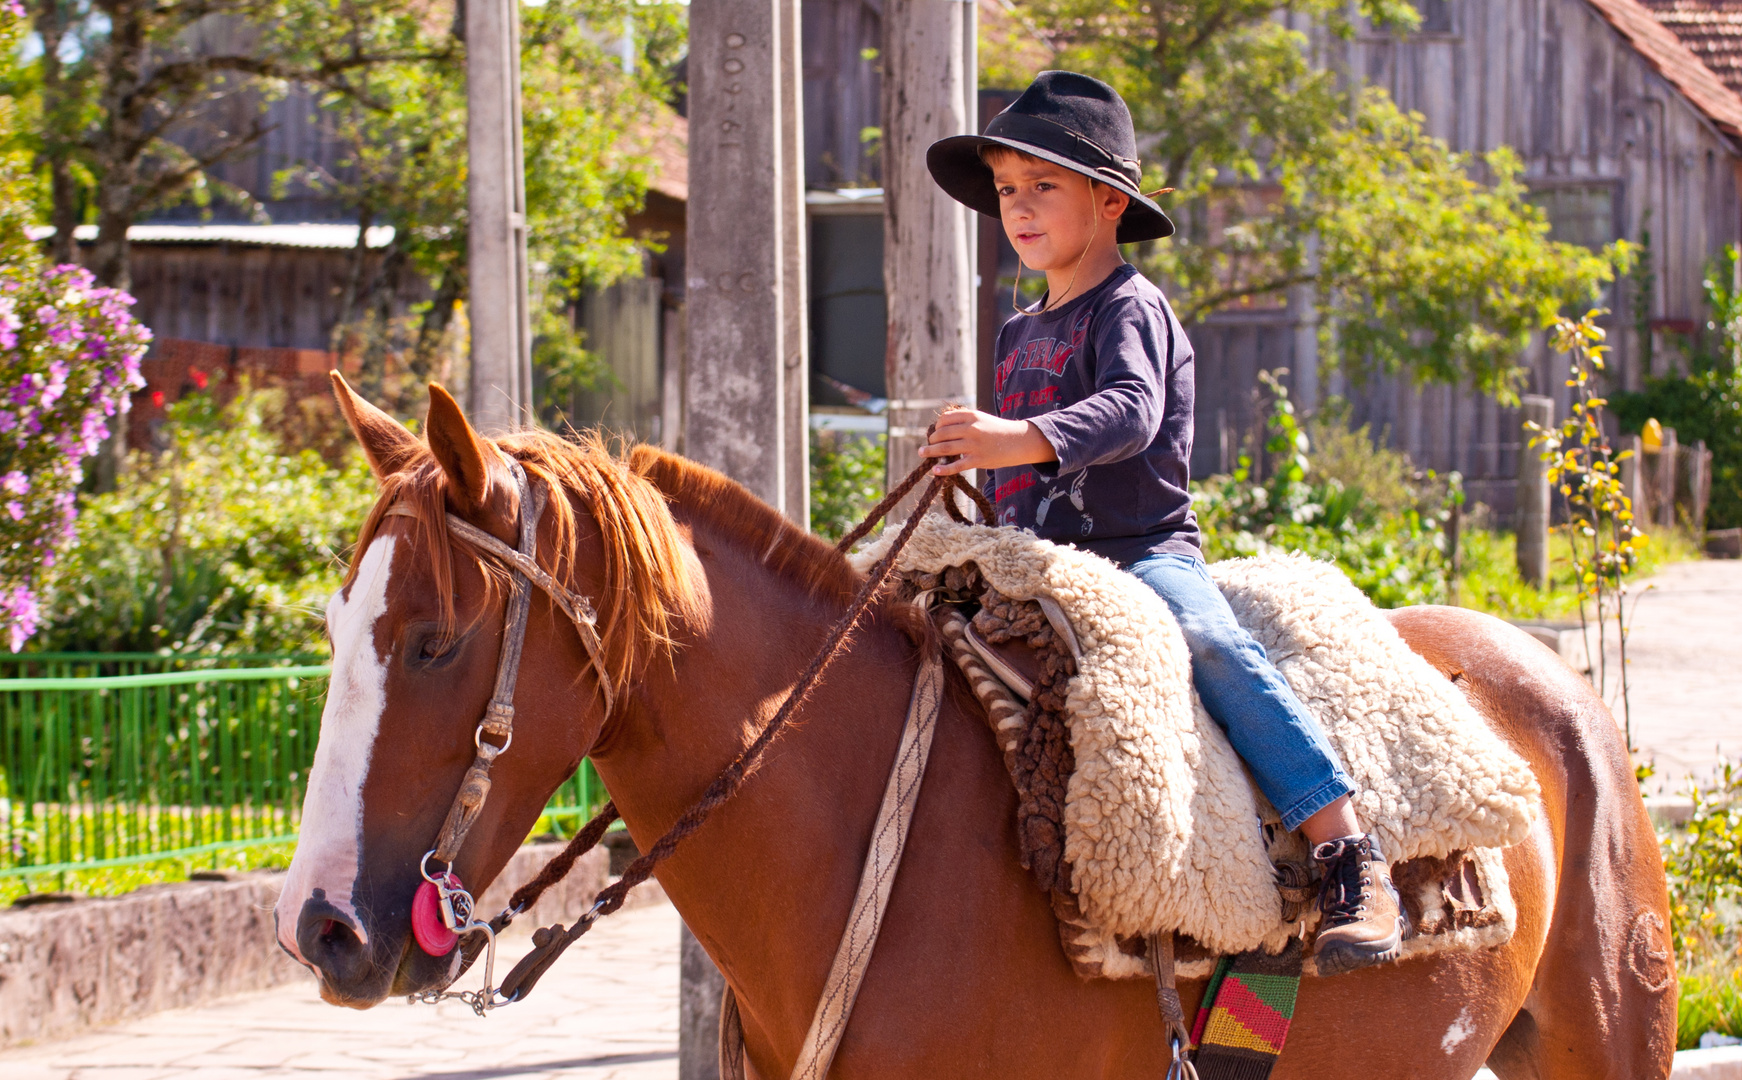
[1641,0,1742,100]
[25,223,398,249]
[1586,0,1742,141]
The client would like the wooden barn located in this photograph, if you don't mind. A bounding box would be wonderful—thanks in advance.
[1190,0,1742,510]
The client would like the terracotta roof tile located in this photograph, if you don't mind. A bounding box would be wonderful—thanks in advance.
[1586,0,1742,140]
[1640,0,1742,99]
[641,109,688,202]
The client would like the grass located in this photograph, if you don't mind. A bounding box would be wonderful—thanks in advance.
[1680,955,1742,1050]
[0,840,300,905]
[1451,523,1705,623]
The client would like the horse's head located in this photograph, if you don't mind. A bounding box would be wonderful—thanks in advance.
[274,374,694,1007]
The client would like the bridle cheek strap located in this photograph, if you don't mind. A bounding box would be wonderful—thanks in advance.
[383,460,615,866]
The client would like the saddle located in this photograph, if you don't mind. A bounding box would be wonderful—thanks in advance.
[854,516,1539,978]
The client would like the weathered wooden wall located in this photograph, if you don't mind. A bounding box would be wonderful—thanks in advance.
[1190,0,1742,512]
[125,243,423,352]
[802,0,884,187]
[568,277,667,443]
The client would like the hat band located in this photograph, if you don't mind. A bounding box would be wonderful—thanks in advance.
[983,112,1142,188]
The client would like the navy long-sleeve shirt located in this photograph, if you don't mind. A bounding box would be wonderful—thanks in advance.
[980,264,1201,565]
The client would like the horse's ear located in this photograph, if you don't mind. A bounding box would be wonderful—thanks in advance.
[425,383,493,514]
[330,371,418,480]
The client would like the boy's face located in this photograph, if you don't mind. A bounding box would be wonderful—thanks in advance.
[990,153,1128,271]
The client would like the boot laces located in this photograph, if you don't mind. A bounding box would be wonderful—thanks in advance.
[1315,837,1374,928]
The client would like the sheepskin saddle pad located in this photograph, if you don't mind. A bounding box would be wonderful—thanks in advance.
[849,516,1540,974]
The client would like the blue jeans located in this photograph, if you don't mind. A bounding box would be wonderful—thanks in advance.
[1126,552,1354,831]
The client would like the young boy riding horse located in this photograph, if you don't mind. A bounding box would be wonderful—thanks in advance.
[920,70,1406,975]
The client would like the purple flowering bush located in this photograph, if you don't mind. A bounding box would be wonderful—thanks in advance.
[0,134,150,651]
[0,268,151,650]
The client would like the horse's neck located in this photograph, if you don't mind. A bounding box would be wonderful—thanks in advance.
[586,521,918,1039]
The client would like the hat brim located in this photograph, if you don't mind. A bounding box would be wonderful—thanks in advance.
[926,134,1175,244]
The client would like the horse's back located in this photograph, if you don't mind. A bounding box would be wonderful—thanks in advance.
[1389,605,1677,1080]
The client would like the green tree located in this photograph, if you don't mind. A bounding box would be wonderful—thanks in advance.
[983,0,1620,400]
[286,0,685,406]
[10,0,452,288]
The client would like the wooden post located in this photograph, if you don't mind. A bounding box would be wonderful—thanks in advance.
[1657,426,1679,530]
[1690,439,1712,535]
[683,0,803,512]
[465,0,533,432]
[1516,395,1553,586]
[881,0,977,511]
[779,0,809,525]
[679,924,724,1080]
[678,0,806,1070]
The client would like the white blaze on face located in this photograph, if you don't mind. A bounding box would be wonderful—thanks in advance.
[275,536,396,963]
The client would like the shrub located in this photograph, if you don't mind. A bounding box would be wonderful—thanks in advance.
[0,1,151,650]
[1661,763,1742,1048]
[1610,367,1742,530]
[1195,375,1456,607]
[31,383,375,655]
[810,429,886,541]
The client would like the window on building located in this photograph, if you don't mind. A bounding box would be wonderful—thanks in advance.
[1526,184,1619,251]
[810,211,888,402]
[1418,0,1455,34]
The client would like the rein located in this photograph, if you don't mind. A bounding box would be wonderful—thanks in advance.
[403,440,989,1014]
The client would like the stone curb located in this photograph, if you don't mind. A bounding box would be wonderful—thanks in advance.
[0,839,661,1049]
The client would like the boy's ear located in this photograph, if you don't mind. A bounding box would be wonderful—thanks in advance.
[1099,183,1131,220]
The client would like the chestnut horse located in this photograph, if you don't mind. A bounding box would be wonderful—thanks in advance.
[273,378,1677,1079]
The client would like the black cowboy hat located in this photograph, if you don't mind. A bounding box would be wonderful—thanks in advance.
[927,71,1174,244]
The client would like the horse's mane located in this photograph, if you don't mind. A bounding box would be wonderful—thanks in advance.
[627,445,864,606]
[342,430,862,696]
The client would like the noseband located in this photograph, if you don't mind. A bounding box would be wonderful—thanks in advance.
[381,459,613,1010]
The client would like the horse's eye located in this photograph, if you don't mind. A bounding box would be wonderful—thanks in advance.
[404,623,454,669]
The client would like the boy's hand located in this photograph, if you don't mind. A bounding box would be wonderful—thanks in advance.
[919,407,1058,475]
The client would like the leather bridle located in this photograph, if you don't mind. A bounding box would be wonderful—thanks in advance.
[381,458,613,1012]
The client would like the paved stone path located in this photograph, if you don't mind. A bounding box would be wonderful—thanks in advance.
[1606,558,1742,790]
[0,903,681,1080]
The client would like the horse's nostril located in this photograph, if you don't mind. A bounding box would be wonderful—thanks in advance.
[297,899,368,987]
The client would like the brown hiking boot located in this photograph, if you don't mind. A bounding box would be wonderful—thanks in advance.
[1311,834,1409,976]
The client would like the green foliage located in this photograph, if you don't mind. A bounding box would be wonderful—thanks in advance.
[1664,763,1742,960]
[533,299,615,418]
[1610,372,1742,530]
[1661,763,1742,1048]
[0,841,300,907]
[1195,373,1456,607]
[1706,244,1742,371]
[1448,522,1698,623]
[32,383,375,654]
[984,0,1618,399]
[1526,311,1648,740]
[294,0,684,402]
[810,430,886,541]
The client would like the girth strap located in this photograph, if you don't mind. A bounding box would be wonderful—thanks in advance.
[719,640,944,1080]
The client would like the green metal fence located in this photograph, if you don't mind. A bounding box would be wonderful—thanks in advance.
[0,652,326,679]
[0,658,610,882]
